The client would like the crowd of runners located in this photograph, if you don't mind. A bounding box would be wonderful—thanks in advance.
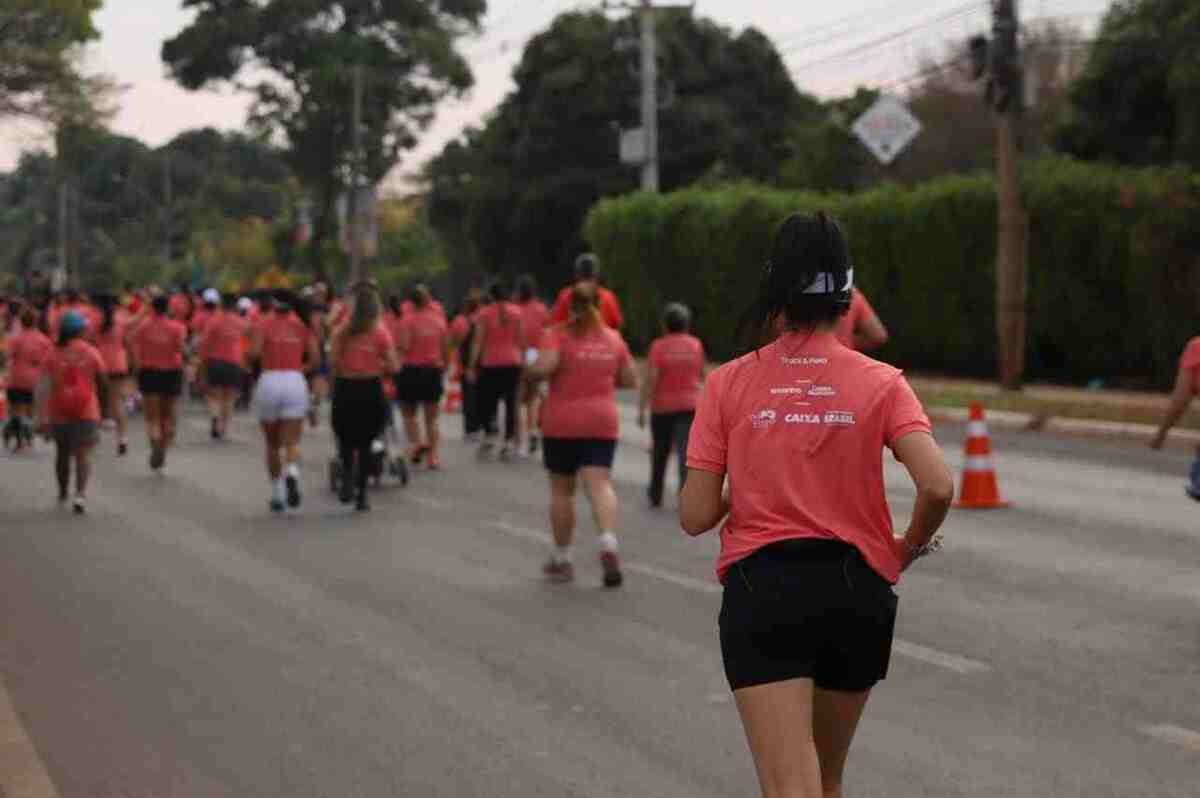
[6,210,1195,798]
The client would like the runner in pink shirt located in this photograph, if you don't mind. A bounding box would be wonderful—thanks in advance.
[199,294,248,441]
[43,311,110,513]
[94,296,133,456]
[515,274,551,456]
[526,283,638,588]
[128,295,188,471]
[329,284,400,511]
[637,302,706,507]
[3,307,53,451]
[395,285,450,469]
[467,281,527,460]
[249,291,320,513]
[833,288,889,351]
[449,291,483,441]
[679,211,952,798]
[1151,336,1200,498]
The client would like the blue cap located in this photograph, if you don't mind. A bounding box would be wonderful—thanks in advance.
[60,310,86,337]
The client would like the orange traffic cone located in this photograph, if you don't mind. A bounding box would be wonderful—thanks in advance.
[956,402,1010,509]
[443,370,463,414]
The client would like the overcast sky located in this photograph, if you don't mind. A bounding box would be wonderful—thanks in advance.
[0,0,1110,185]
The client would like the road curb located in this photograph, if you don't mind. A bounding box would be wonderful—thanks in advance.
[926,405,1200,449]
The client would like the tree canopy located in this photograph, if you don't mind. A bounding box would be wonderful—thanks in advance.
[1057,0,1200,167]
[427,10,818,292]
[0,0,102,119]
[162,0,486,279]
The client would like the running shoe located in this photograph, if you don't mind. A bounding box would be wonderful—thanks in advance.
[600,551,623,588]
[286,473,302,508]
[529,434,540,456]
[338,474,355,505]
[269,498,285,514]
[428,452,442,470]
[149,444,165,471]
[210,418,220,440]
[542,558,575,583]
[117,442,128,457]
[355,494,371,512]
[72,497,86,515]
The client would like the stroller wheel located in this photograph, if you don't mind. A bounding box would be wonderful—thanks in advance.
[328,459,342,493]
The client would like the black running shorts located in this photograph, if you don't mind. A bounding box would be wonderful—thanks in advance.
[719,539,898,693]
[205,359,245,389]
[137,368,184,398]
[6,388,34,405]
[542,437,617,475]
[394,366,444,406]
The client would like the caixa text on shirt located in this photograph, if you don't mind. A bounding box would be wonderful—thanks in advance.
[751,410,857,427]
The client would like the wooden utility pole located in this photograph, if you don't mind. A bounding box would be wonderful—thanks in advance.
[992,0,1028,390]
[349,63,365,284]
[639,0,659,192]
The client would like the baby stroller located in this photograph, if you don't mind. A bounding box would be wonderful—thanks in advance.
[328,379,409,494]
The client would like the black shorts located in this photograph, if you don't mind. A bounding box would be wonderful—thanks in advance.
[394,366,444,406]
[542,437,617,475]
[719,539,898,693]
[205,359,245,389]
[138,368,184,398]
[331,377,388,448]
[6,388,34,405]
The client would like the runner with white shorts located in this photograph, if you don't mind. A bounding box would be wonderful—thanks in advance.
[249,291,319,513]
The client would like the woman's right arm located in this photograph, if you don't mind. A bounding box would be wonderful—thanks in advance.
[1151,364,1194,449]
[891,431,954,570]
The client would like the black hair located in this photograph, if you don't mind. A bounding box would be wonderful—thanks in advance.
[99,294,117,334]
[574,253,599,281]
[736,211,852,352]
[387,294,403,315]
[488,279,512,324]
[152,295,169,315]
[273,288,311,327]
[663,302,691,334]
[221,293,237,311]
[515,274,537,302]
[408,283,431,309]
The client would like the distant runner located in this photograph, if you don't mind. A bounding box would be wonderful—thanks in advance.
[94,296,133,456]
[468,281,526,460]
[4,306,52,452]
[551,253,623,330]
[1151,335,1200,499]
[198,293,248,441]
[833,288,888,351]
[516,274,550,455]
[129,295,188,473]
[395,284,450,470]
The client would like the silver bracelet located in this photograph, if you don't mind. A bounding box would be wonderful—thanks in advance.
[904,534,944,559]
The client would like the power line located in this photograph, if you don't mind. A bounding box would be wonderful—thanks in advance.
[786,3,984,72]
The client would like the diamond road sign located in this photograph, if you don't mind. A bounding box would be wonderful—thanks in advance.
[852,95,922,166]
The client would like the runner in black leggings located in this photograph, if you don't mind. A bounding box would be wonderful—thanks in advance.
[467,281,527,460]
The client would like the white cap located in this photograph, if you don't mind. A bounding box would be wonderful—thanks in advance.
[237,297,253,311]
[202,288,221,304]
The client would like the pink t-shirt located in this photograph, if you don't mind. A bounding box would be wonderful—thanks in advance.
[94,321,129,375]
[402,306,449,368]
[259,314,313,372]
[1180,338,1200,393]
[335,322,394,376]
[833,289,879,350]
[402,299,446,319]
[46,340,106,424]
[169,293,191,322]
[520,300,550,348]
[687,331,932,585]
[477,302,524,368]
[7,329,54,391]
[200,312,247,365]
[450,314,471,346]
[132,315,187,371]
[649,333,705,413]
[539,326,633,440]
[190,308,214,336]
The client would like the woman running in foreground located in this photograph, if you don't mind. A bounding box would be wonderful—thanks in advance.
[679,211,953,798]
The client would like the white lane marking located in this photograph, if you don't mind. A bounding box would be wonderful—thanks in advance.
[489,522,991,675]
[0,675,61,798]
[891,641,991,675]
[1139,724,1200,752]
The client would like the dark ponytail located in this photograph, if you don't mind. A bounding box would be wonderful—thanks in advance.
[736,211,853,352]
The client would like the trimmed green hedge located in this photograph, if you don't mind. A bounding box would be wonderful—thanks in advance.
[583,157,1200,387]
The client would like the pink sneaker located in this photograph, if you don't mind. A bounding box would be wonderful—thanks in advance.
[542,558,575,583]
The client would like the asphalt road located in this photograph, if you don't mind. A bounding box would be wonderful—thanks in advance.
[1,399,1198,797]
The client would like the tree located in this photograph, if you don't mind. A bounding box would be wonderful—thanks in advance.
[1057,0,1200,167]
[427,10,817,292]
[0,0,101,119]
[162,0,485,281]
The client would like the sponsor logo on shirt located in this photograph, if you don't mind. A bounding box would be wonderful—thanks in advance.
[781,356,829,366]
[750,409,777,429]
[823,411,856,426]
[769,386,807,395]
[785,413,822,425]
[808,385,837,398]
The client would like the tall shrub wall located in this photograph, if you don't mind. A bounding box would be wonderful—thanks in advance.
[583,157,1200,386]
